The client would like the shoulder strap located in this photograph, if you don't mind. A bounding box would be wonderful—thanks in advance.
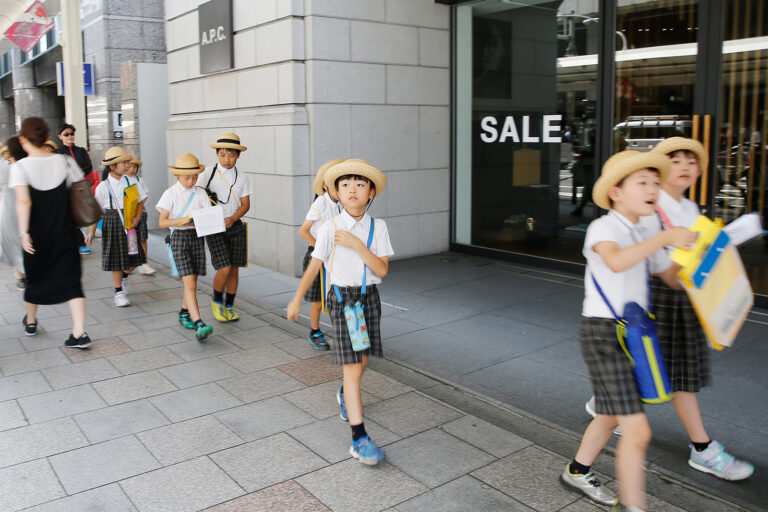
[656,205,673,229]
[205,164,217,190]
[169,187,197,236]
[360,218,375,296]
[590,259,652,320]
[330,217,376,303]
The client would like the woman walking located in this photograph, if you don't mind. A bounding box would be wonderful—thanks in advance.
[0,136,27,290]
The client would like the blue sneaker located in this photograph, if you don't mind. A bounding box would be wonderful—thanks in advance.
[308,330,330,350]
[350,436,386,465]
[337,386,348,422]
[79,245,91,255]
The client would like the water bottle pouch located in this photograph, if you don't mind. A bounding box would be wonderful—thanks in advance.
[126,228,139,255]
[342,300,370,352]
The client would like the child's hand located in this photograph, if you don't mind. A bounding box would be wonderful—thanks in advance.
[225,216,236,229]
[665,227,697,250]
[286,299,300,321]
[335,230,361,249]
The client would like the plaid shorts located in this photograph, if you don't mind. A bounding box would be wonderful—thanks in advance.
[137,210,149,242]
[651,276,711,392]
[580,317,644,416]
[206,221,247,270]
[170,228,206,277]
[303,246,323,303]
[101,210,146,271]
[327,284,383,365]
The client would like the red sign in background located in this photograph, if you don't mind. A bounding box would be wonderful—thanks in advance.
[3,1,54,54]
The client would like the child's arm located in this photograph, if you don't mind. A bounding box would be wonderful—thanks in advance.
[335,230,389,278]
[298,220,316,247]
[157,209,192,229]
[225,196,250,228]
[657,262,683,290]
[131,199,145,229]
[287,258,323,321]
[594,227,695,273]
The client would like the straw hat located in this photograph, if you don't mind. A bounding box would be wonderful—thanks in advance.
[592,151,670,210]
[313,159,344,196]
[651,137,708,170]
[128,154,143,167]
[44,140,58,150]
[324,159,386,195]
[0,146,8,155]
[101,147,132,166]
[210,132,247,152]
[169,153,205,175]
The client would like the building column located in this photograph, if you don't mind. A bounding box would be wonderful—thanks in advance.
[11,49,60,133]
[0,99,14,140]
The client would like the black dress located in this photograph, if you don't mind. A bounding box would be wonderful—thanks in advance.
[23,179,84,304]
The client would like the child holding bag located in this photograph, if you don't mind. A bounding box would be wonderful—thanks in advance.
[125,154,156,276]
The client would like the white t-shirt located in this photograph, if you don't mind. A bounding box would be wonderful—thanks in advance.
[9,155,81,191]
[305,192,341,239]
[582,210,672,318]
[134,175,150,200]
[198,164,252,218]
[155,183,211,230]
[640,189,700,255]
[312,211,394,287]
[94,175,147,210]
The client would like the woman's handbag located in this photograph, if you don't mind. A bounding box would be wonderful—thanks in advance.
[70,178,102,227]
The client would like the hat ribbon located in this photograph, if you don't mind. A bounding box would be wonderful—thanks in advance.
[216,138,240,145]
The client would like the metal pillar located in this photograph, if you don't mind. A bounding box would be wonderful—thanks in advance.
[60,0,87,146]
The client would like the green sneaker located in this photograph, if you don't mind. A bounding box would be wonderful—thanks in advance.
[178,311,195,329]
[195,323,213,341]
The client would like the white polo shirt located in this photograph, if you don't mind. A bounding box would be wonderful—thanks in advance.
[312,210,394,287]
[94,175,147,210]
[198,164,251,218]
[582,210,671,319]
[305,192,341,239]
[640,189,700,256]
[155,183,211,230]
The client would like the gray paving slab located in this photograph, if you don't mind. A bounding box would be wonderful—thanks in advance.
[225,313,269,331]
[297,459,428,512]
[166,337,240,362]
[0,417,88,468]
[219,345,298,373]
[74,399,170,443]
[283,379,380,420]
[49,435,161,494]
[274,338,330,359]
[107,346,185,374]
[395,475,535,512]
[118,327,188,351]
[288,416,400,464]
[0,371,51,401]
[17,383,107,423]
[222,326,296,350]
[211,432,328,492]
[150,382,242,422]
[41,357,121,390]
[92,369,178,405]
[0,399,27,431]
[137,415,243,465]
[23,483,138,512]
[0,459,65,511]
[0,337,26,357]
[440,415,533,458]
[361,369,414,400]
[128,312,185,332]
[0,347,70,376]
[364,392,463,437]
[158,357,241,388]
[387,295,481,327]
[557,501,604,512]
[20,328,74,351]
[214,396,316,441]
[120,456,244,512]
[85,319,143,340]
[218,367,305,403]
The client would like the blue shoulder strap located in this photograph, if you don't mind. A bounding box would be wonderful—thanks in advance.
[333,218,375,303]
[591,260,652,321]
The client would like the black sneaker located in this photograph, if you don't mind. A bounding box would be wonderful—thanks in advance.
[22,314,37,336]
[65,333,92,349]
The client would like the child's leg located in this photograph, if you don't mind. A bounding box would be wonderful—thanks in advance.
[343,355,368,425]
[213,266,232,296]
[225,266,239,295]
[67,297,86,337]
[615,413,652,510]
[309,301,322,330]
[182,275,201,320]
[672,392,708,443]
[111,271,123,288]
[574,414,619,466]
[141,240,148,258]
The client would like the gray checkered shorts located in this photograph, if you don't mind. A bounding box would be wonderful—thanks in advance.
[101,210,146,271]
[651,276,711,392]
[137,210,148,242]
[302,246,323,303]
[327,284,383,365]
[170,229,206,277]
[206,221,247,269]
[580,317,644,416]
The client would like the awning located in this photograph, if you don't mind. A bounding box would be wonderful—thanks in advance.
[0,0,60,54]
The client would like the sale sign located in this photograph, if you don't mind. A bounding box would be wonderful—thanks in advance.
[4,1,54,54]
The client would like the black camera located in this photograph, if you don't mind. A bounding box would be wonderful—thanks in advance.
[206,188,219,204]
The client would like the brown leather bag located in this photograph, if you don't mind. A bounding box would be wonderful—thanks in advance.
[70,178,102,227]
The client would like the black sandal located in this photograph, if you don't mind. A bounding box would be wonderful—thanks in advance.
[22,314,37,337]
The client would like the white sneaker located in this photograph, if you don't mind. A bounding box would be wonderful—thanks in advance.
[585,396,622,435]
[121,278,129,294]
[138,264,156,275]
[114,290,130,307]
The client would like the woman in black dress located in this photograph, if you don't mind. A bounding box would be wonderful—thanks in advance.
[11,117,91,348]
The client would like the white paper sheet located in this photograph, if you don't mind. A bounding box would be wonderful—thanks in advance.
[191,205,225,237]
[723,213,764,246]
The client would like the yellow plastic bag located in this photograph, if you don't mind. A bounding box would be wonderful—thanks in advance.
[123,184,140,229]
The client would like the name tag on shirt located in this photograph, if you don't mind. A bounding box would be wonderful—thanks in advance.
[191,205,225,237]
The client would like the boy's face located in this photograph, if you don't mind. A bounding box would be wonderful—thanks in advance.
[335,177,374,209]
[176,174,198,189]
[125,164,138,176]
[667,152,700,191]
[610,168,660,217]
[216,149,239,169]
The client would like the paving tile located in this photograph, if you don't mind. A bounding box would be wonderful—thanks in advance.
[223,325,295,349]
[159,357,241,388]
[150,382,242,422]
[364,392,463,437]
[23,483,138,512]
[297,459,428,512]
[226,314,269,331]
[558,501,605,512]
[137,297,185,314]
[119,327,187,351]
[0,337,25,357]
[277,354,340,386]
[128,313,183,332]
[211,433,327,492]
[41,358,121,389]
[283,380,380,420]
[120,457,244,512]
[92,370,178,405]
[0,459,65,511]
[386,428,496,487]
[205,480,329,512]
[289,416,400,464]
[18,383,106,423]
[0,347,69,376]
[49,436,161,494]
[74,399,170,443]
[0,399,27,431]
[108,346,184,374]
[167,338,240,362]
[146,288,186,301]
[0,417,88,468]
[62,336,132,363]
[214,396,315,441]
[219,345,298,373]
[274,338,329,360]
[396,475,534,511]
[218,367,305,403]
[440,415,533,458]
[0,371,51,401]
[137,415,243,465]
[19,328,73,351]
[361,369,414,399]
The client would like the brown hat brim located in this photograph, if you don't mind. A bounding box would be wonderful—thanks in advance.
[324,159,386,195]
[593,151,670,210]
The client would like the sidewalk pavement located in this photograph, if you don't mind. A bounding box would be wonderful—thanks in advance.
[0,237,755,511]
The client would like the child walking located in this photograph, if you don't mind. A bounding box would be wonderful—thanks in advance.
[298,158,343,350]
[125,154,156,276]
[645,137,753,480]
[93,147,146,307]
[156,153,213,341]
[287,159,393,465]
[200,133,252,322]
[561,151,695,511]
